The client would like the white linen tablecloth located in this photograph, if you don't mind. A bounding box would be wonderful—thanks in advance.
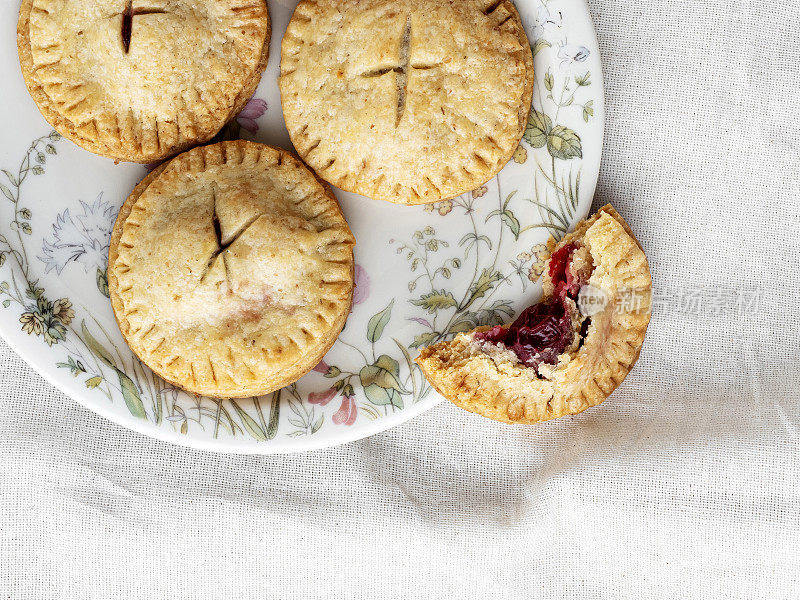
[2,1,799,597]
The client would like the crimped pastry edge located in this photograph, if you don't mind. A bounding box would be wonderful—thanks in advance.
[279,0,535,205]
[416,205,652,424]
[108,140,356,398]
[17,0,271,163]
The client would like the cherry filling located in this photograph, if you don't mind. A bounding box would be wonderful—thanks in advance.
[475,243,587,372]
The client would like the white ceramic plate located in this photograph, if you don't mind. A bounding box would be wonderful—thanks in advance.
[0,0,603,453]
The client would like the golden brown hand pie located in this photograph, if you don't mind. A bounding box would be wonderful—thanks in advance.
[280,0,534,205]
[109,141,355,398]
[417,205,651,424]
[17,0,270,162]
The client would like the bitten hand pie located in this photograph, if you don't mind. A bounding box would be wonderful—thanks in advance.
[108,141,356,398]
[17,0,270,162]
[416,205,651,424]
[280,0,534,205]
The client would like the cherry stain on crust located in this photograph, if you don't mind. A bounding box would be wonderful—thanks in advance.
[475,244,586,371]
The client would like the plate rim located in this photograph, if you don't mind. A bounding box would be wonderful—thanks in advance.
[0,0,605,454]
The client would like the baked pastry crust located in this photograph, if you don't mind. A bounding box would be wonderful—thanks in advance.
[280,0,534,205]
[416,205,652,424]
[17,0,271,163]
[109,140,356,398]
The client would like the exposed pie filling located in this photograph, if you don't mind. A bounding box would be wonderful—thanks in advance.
[475,243,592,372]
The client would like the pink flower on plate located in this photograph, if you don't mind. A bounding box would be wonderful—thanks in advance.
[408,317,433,329]
[312,359,330,374]
[353,264,371,305]
[333,393,357,426]
[308,387,336,406]
[237,98,268,133]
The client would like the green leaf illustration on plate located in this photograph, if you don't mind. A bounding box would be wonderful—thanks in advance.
[524,109,553,149]
[547,125,583,160]
[448,320,475,334]
[80,320,146,419]
[116,369,147,419]
[583,100,594,122]
[544,70,554,92]
[81,320,115,368]
[410,290,457,313]
[265,391,281,439]
[410,331,439,349]
[230,399,269,441]
[96,268,109,298]
[360,355,403,392]
[2,170,18,187]
[532,39,551,56]
[465,268,502,308]
[486,192,521,240]
[57,356,85,377]
[0,184,13,202]
[360,355,404,409]
[366,299,393,343]
[85,376,102,388]
[459,232,492,253]
[310,414,324,434]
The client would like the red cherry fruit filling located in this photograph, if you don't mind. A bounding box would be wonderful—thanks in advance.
[475,243,586,371]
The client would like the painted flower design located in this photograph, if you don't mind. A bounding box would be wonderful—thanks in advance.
[528,243,550,281]
[39,193,115,275]
[53,298,75,323]
[332,391,357,426]
[423,200,454,215]
[533,4,563,39]
[0,0,601,447]
[237,98,268,134]
[19,289,73,346]
[312,359,330,374]
[472,185,488,198]
[19,312,43,336]
[353,264,371,305]
[557,42,590,72]
[308,387,337,406]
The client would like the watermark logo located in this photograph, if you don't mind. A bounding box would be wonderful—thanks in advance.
[577,284,608,316]
[576,285,651,315]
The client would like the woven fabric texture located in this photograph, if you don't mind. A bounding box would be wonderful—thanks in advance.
[1,0,799,597]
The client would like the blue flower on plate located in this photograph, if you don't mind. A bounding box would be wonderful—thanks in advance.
[39,192,115,275]
[557,42,590,71]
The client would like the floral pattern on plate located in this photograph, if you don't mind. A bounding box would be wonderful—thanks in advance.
[0,0,603,452]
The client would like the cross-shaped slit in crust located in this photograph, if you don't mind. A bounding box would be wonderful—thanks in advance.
[483,0,504,15]
[121,0,167,53]
[360,16,442,128]
[200,186,263,283]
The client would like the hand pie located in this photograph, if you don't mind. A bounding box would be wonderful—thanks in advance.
[416,205,651,424]
[280,0,534,205]
[109,141,356,398]
[17,0,270,162]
